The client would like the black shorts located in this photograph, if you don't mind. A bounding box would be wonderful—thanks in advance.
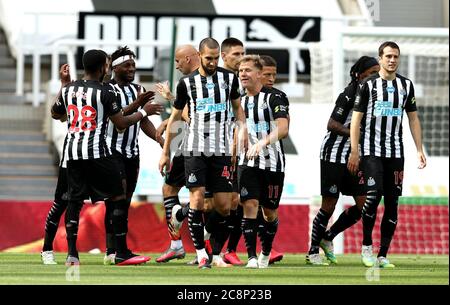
[361,156,404,196]
[184,154,232,193]
[165,154,185,188]
[66,155,125,202]
[114,153,140,195]
[238,165,284,209]
[320,160,365,198]
[54,166,69,201]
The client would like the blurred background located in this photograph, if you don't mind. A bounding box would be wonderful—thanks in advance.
[0,0,448,255]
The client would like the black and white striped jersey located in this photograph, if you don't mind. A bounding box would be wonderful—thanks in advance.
[268,86,290,107]
[106,80,144,158]
[173,67,240,155]
[239,87,289,172]
[354,73,417,158]
[52,79,122,160]
[320,83,356,164]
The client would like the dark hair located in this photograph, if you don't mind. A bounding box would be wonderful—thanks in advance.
[349,56,379,85]
[82,49,107,73]
[199,37,220,52]
[221,37,243,52]
[259,55,277,67]
[110,46,136,63]
[378,41,400,57]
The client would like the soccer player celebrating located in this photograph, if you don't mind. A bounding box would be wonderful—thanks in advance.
[40,64,74,264]
[258,55,288,265]
[159,38,247,269]
[103,46,164,264]
[306,56,380,265]
[220,37,245,266]
[348,42,427,268]
[51,49,159,266]
[238,55,289,268]
[155,44,199,263]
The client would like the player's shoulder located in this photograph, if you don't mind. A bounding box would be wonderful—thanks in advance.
[102,82,119,96]
[395,73,412,83]
[130,82,145,92]
[342,83,357,98]
[217,66,235,76]
[364,73,380,84]
[356,73,378,91]
[180,70,199,82]
[269,86,287,97]
[263,86,288,103]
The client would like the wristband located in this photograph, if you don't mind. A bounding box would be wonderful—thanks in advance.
[139,109,148,118]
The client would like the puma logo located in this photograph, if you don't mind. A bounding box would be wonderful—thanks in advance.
[248,18,316,72]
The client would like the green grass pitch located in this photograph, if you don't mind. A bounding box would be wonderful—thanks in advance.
[0,253,447,285]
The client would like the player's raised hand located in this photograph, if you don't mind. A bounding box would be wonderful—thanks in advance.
[142,101,164,116]
[155,81,175,101]
[136,90,155,107]
[60,64,71,86]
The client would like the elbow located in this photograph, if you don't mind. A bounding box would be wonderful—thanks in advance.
[326,120,333,132]
[115,121,128,131]
[279,127,289,139]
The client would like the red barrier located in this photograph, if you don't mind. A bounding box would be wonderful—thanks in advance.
[0,201,310,253]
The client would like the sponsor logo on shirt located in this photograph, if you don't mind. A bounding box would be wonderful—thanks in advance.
[374,100,402,117]
[247,120,270,133]
[195,97,227,113]
[275,105,287,113]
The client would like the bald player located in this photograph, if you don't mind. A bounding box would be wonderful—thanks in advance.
[155,44,200,263]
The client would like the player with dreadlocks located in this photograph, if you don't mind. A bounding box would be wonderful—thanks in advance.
[306,56,380,265]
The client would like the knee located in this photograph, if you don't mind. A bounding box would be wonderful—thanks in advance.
[321,197,337,214]
[262,208,278,222]
[163,183,179,197]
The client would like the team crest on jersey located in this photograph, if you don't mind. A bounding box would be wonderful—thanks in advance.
[220,81,229,90]
[205,83,215,90]
[399,88,407,96]
[367,177,376,186]
[259,102,268,109]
